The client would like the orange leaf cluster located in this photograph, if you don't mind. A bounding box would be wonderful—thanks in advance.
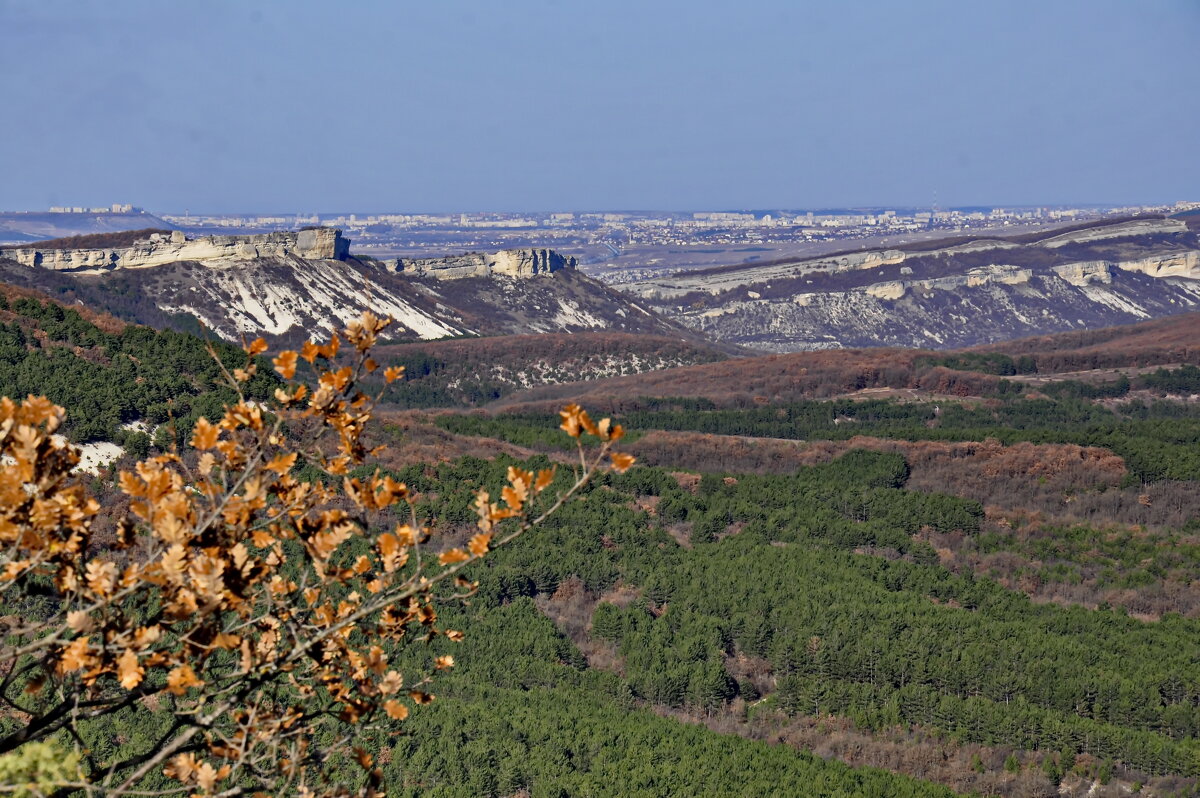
[0,310,633,797]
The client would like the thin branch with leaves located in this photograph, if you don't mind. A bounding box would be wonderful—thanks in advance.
[0,311,635,797]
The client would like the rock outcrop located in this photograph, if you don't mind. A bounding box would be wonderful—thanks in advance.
[0,238,679,345]
[386,249,576,280]
[618,215,1200,351]
[1038,218,1187,248]
[1117,250,1200,279]
[1053,261,1114,286]
[0,228,349,271]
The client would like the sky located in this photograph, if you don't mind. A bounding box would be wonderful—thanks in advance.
[1,0,1198,213]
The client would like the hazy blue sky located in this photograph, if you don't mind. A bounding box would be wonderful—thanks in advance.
[2,0,1197,212]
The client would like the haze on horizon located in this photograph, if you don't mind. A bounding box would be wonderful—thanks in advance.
[1,0,1197,214]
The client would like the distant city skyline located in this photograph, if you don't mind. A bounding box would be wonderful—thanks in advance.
[2,0,1198,212]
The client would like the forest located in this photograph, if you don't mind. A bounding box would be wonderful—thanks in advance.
[0,292,277,445]
[4,295,1200,796]
[439,390,1200,483]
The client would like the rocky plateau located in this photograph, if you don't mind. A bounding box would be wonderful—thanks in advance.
[0,229,688,345]
[619,216,1200,351]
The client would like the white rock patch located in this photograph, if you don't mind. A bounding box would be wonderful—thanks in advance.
[74,441,124,475]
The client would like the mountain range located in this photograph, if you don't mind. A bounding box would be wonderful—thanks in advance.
[623,214,1200,351]
[0,229,692,345]
[5,217,1200,797]
[4,214,1199,357]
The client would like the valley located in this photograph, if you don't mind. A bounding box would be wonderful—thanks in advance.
[3,219,1200,797]
[619,215,1200,351]
[9,5,1199,796]
[0,229,689,345]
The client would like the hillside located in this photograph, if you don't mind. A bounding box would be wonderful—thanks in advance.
[4,228,174,250]
[374,312,1200,794]
[0,281,280,479]
[399,374,1200,795]
[373,331,729,407]
[6,285,1200,795]
[0,228,694,345]
[618,216,1200,351]
[488,312,1200,412]
[978,311,1200,368]
[0,209,175,243]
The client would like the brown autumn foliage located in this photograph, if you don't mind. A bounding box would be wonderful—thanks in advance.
[493,313,1200,414]
[628,430,1124,490]
[369,410,540,467]
[374,331,729,369]
[0,283,127,337]
[10,229,173,251]
[978,312,1200,372]
[628,429,1200,531]
[0,311,633,797]
[493,348,935,412]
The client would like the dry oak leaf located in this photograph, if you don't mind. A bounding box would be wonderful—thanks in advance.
[300,340,321,363]
[167,663,205,695]
[438,548,470,566]
[191,417,219,451]
[559,404,584,438]
[501,485,525,512]
[577,408,600,437]
[266,452,298,475]
[195,761,230,792]
[118,648,145,690]
[59,636,92,673]
[610,452,636,474]
[164,752,198,783]
[85,560,118,597]
[273,350,299,380]
[383,700,409,720]
[379,671,404,695]
[119,469,145,498]
[467,532,492,558]
[394,524,417,546]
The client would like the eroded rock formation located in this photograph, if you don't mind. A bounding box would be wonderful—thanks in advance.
[0,228,349,271]
[386,249,576,279]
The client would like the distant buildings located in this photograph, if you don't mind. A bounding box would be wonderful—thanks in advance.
[145,202,1191,263]
[49,203,140,214]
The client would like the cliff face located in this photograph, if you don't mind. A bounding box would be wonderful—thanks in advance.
[387,248,576,279]
[619,217,1200,351]
[0,228,349,271]
[0,240,681,345]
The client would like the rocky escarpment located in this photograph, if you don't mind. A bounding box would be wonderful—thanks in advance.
[0,238,688,346]
[1037,218,1188,247]
[386,248,575,279]
[0,228,349,270]
[619,215,1200,351]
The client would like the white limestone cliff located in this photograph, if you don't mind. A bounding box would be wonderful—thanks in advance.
[863,265,1033,299]
[1053,261,1114,286]
[1038,218,1188,248]
[0,228,349,271]
[386,249,576,279]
